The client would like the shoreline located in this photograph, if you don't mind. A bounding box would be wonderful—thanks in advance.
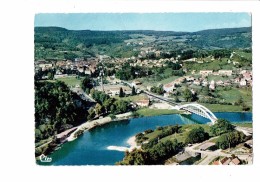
[107,135,140,152]
[67,112,133,141]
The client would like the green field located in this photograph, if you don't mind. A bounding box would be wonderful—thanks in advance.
[114,94,148,102]
[56,76,83,87]
[236,51,252,60]
[136,108,182,117]
[216,87,252,106]
[233,122,252,128]
[144,124,211,143]
[140,75,180,87]
[200,103,244,112]
[207,75,232,82]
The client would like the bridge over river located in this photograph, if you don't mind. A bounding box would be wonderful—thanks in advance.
[143,91,218,124]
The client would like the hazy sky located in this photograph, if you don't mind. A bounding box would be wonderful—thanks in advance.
[35,13,251,32]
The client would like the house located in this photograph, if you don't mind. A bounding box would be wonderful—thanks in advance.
[132,80,142,87]
[38,63,53,70]
[218,70,233,76]
[234,77,240,83]
[223,80,231,86]
[209,80,215,90]
[243,72,252,81]
[216,80,224,86]
[193,79,201,86]
[217,156,241,165]
[174,77,186,85]
[109,88,120,96]
[135,99,150,107]
[229,158,241,165]
[185,76,195,82]
[220,157,231,165]
[240,79,247,86]
[163,83,175,93]
[202,80,208,87]
[200,70,213,76]
[183,58,197,62]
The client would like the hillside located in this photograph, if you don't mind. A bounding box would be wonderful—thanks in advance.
[34,26,252,60]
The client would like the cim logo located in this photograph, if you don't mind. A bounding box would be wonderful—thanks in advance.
[39,154,52,163]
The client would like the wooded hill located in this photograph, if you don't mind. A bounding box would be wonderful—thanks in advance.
[34,26,251,60]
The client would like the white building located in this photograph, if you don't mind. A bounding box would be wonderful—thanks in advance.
[218,70,233,76]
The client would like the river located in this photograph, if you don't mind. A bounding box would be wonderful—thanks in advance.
[38,112,252,166]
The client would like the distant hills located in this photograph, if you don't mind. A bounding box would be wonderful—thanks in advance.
[34,26,251,60]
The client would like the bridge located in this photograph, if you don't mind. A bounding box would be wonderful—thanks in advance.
[143,91,218,124]
[175,103,217,124]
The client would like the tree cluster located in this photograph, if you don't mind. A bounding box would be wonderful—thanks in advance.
[185,126,209,144]
[216,131,247,150]
[35,81,89,142]
[210,119,235,136]
[117,139,183,165]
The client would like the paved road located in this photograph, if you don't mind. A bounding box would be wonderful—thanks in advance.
[184,137,231,165]
[71,87,96,102]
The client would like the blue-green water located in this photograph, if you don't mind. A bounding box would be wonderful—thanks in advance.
[40,112,252,165]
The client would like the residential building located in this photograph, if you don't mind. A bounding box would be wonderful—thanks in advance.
[200,70,213,76]
[218,70,233,76]
[135,99,150,107]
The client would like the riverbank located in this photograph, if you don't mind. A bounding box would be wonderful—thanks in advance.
[67,112,133,141]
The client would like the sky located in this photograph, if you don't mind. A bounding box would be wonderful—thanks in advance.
[34,13,251,32]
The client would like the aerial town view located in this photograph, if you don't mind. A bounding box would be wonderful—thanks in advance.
[34,13,253,165]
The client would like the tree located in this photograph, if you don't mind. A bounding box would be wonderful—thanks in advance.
[201,85,210,96]
[119,87,124,97]
[235,96,244,106]
[47,72,54,80]
[95,103,103,116]
[87,108,96,120]
[81,76,93,91]
[210,119,234,136]
[132,86,136,96]
[114,100,128,114]
[164,68,173,77]
[103,98,114,113]
[183,88,193,102]
[174,95,180,102]
[185,127,209,144]
[216,131,246,150]
[242,103,250,111]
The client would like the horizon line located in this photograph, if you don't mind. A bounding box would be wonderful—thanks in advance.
[34,25,252,33]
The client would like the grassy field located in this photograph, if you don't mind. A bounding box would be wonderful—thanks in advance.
[140,75,180,87]
[136,108,181,117]
[200,103,244,112]
[56,76,83,87]
[144,124,211,143]
[113,94,148,102]
[216,87,252,106]
[236,51,252,60]
[207,75,231,82]
[233,122,253,128]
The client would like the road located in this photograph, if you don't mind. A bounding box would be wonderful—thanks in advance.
[71,87,96,102]
[184,137,230,165]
